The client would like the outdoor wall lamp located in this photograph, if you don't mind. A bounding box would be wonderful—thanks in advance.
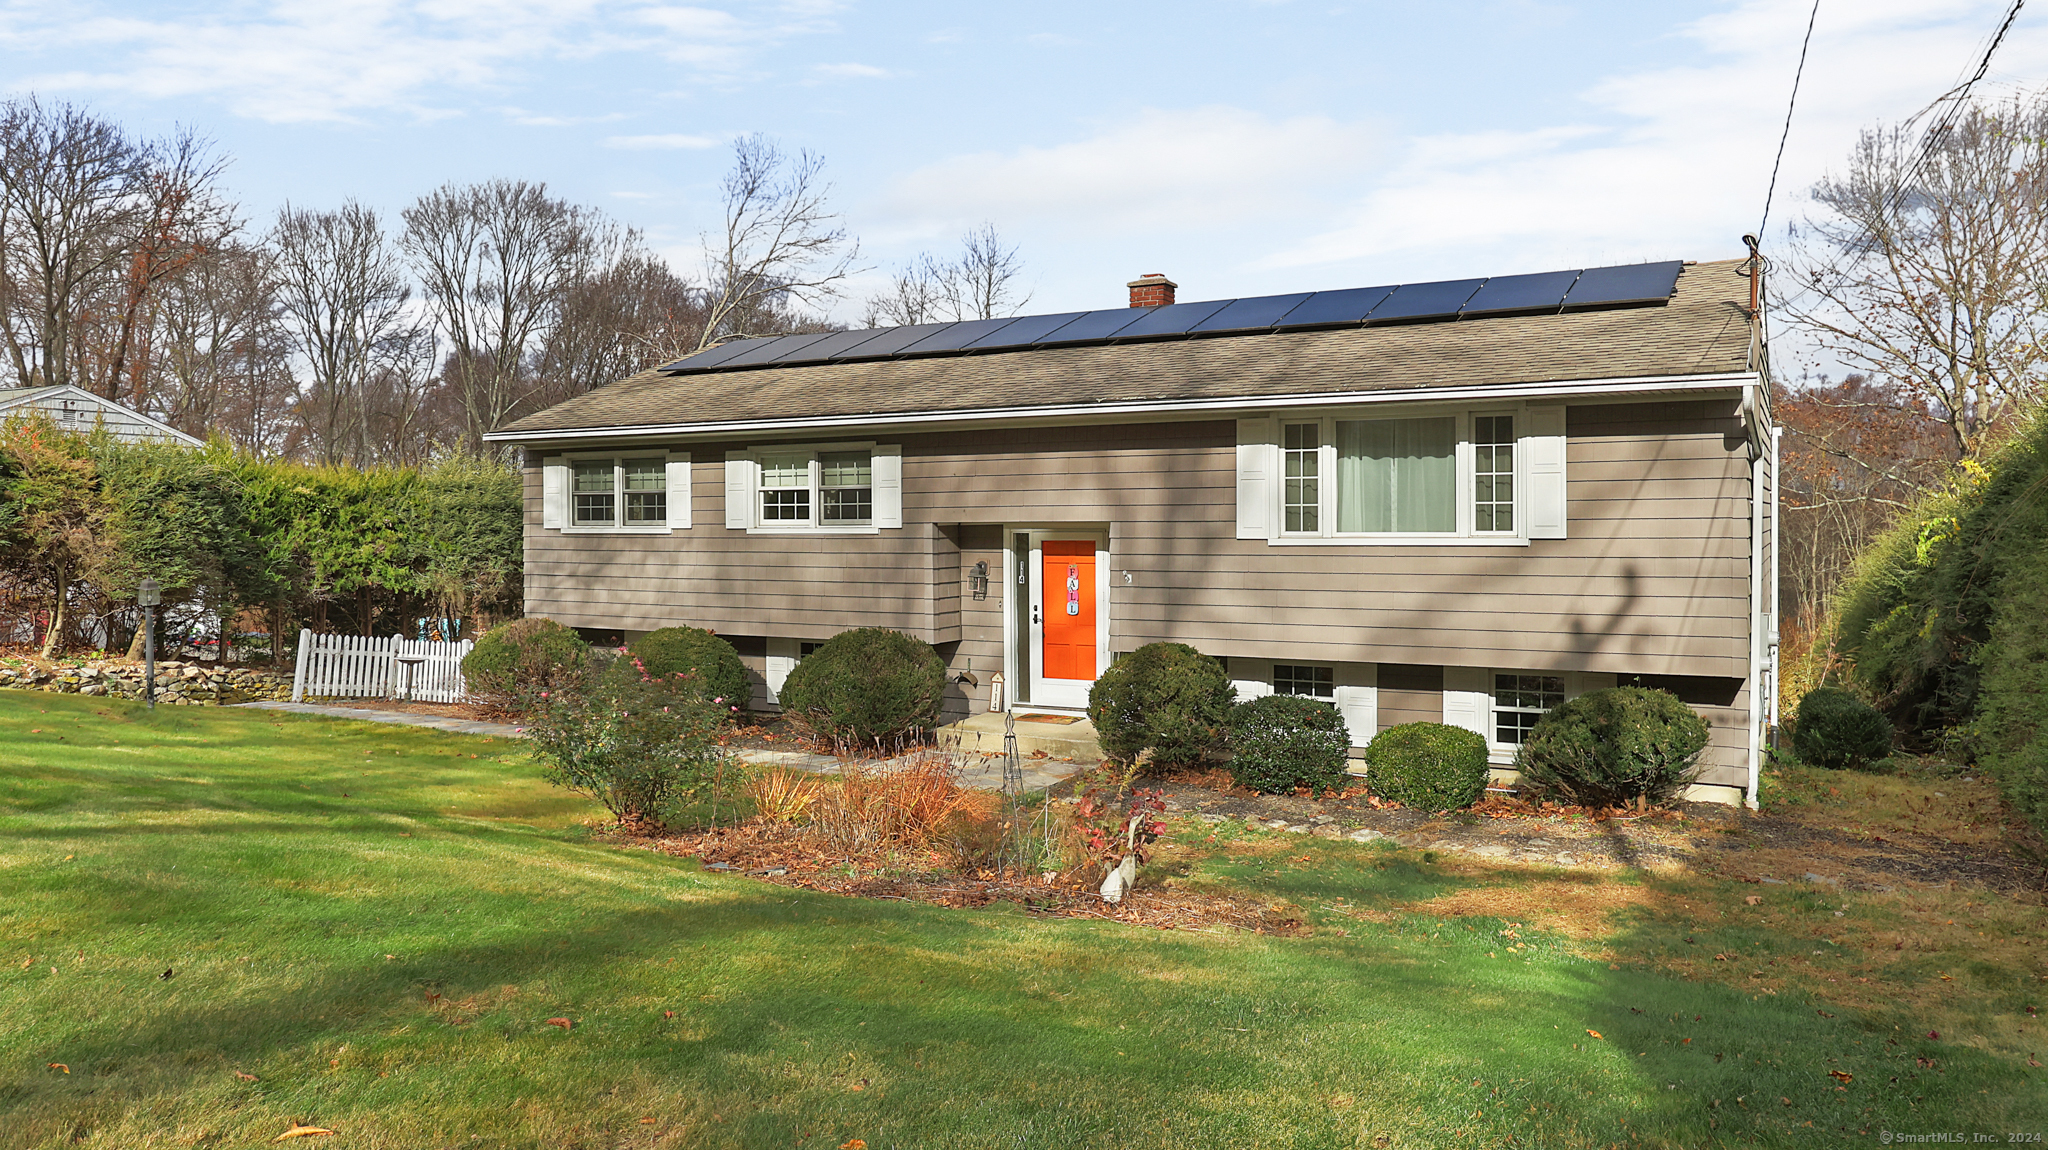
[970,560,989,600]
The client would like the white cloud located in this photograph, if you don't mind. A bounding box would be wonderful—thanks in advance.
[812,62,887,79]
[873,106,1381,241]
[0,0,833,124]
[605,132,723,149]
[1268,0,2048,276]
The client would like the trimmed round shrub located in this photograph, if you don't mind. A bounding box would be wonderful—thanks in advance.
[1513,686,1709,808]
[1792,686,1893,770]
[1086,642,1234,768]
[1364,722,1489,811]
[628,626,750,717]
[461,617,593,708]
[776,628,947,745]
[1227,694,1351,795]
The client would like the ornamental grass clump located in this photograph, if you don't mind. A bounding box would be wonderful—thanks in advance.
[1363,722,1490,811]
[1086,642,1233,768]
[522,662,728,827]
[628,626,750,718]
[461,617,595,712]
[777,628,947,746]
[1513,686,1709,809]
[1227,694,1352,794]
[1791,686,1894,771]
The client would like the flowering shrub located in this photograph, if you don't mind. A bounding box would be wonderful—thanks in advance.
[628,626,750,719]
[523,663,729,826]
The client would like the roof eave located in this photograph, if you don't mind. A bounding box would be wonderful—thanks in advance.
[484,370,1762,445]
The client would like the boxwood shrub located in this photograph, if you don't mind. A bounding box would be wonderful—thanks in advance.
[461,617,594,709]
[1086,642,1234,768]
[1791,686,1893,770]
[628,626,750,718]
[777,627,947,745]
[1513,686,1708,808]
[1363,722,1489,811]
[1227,694,1352,794]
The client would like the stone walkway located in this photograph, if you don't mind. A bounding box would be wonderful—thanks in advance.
[234,701,1079,792]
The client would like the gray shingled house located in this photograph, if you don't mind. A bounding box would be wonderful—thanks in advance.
[487,257,1779,807]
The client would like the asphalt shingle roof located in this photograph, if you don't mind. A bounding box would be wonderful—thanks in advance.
[492,258,1753,438]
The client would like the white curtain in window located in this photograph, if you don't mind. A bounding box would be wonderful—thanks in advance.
[1336,417,1456,532]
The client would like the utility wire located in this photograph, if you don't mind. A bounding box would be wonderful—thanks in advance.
[1759,0,1823,241]
[1883,0,2027,225]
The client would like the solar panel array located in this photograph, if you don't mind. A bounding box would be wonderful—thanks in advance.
[657,260,1685,374]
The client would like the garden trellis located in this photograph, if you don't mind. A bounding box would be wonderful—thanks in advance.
[292,631,474,704]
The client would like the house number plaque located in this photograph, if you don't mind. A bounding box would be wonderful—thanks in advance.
[1065,565,1080,615]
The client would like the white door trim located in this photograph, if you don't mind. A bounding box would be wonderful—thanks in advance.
[1004,526,1109,712]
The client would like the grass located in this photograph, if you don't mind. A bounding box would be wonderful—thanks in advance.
[1,692,2042,1148]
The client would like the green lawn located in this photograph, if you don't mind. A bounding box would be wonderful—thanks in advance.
[1,691,2039,1148]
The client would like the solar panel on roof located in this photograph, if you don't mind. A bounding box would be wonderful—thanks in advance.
[1365,278,1486,322]
[1460,269,1581,316]
[834,322,956,359]
[1113,299,1233,339]
[898,316,1023,355]
[1562,261,1684,308]
[716,332,838,367]
[1191,293,1315,333]
[1273,286,1396,328]
[658,338,767,372]
[1036,309,1148,345]
[963,311,1087,349]
[783,327,893,362]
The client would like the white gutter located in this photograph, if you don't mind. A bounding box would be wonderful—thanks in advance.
[485,370,1762,444]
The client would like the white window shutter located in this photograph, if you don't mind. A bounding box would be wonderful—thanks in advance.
[723,452,755,530]
[765,637,798,704]
[1334,684,1378,749]
[1525,404,1567,539]
[873,444,903,529]
[665,452,691,529]
[1442,666,1492,740]
[1235,417,1273,539]
[1231,678,1273,704]
[541,456,568,529]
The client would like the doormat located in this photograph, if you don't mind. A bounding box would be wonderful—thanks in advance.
[1015,713,1085,725]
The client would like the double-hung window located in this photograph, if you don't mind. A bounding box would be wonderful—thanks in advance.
[572,457,669,528]
[729,443,898,533]
[1275,409,1520,541]
[1492,673,1564,745]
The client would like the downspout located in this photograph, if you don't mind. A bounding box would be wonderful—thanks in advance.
[1769,425,1783,742]
[1746,382,1765,810]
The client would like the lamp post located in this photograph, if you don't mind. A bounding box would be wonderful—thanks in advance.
[137,579,160,710]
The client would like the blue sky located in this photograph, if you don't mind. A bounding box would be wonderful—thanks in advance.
[5,0,2046,332]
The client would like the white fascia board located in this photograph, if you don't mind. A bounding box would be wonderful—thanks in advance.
[484,371,1763,445]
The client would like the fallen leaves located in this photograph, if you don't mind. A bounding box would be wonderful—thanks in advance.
[47,1063,68,1073]
[274,1124,334,1141]
[1744,896,1763,906]
[235,1071,259,1081]
[840,1141,867,1150]
[1585,1030,1603,1040]
[545,1017,574,1031]
[1828,1070,1853,1084]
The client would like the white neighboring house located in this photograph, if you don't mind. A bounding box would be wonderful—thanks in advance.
[0,386,203,446]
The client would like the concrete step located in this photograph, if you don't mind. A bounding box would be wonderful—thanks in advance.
[938,710,1102,763]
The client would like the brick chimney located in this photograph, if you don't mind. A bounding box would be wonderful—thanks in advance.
[1127,273,1177,308]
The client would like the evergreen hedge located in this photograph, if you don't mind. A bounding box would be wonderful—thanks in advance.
[1791,687,1893,770]
[1512,687,1708,809]
[1363,722,1489,811]
[628,626,750,718]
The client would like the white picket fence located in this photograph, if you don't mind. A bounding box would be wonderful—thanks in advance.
[292,630,474,704]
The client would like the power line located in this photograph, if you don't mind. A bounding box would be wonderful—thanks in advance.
[1883,0,2027,225]
[1758,0,1823,241]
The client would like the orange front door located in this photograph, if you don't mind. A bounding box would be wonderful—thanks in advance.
[1040,540,1097,681]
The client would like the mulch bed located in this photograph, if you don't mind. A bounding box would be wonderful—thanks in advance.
[628,821,1294,934]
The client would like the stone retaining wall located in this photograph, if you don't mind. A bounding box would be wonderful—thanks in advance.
[0,661,295,705]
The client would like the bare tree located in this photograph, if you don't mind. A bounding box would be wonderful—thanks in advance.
[535,246,704,406]
[696,134,860,349]
[154,239,298,454]
[863,223,1029,328]
[269,202,422,466]
[401,179,591,450]
[0,97,149,393]
[1782,94,2048,457]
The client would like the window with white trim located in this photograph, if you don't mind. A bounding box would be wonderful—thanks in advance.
[574,457,667,527]
[731,442,898,534]
[1492,673,1564,745]
[1273,409,1525,540]
[1273,663,1334,699]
